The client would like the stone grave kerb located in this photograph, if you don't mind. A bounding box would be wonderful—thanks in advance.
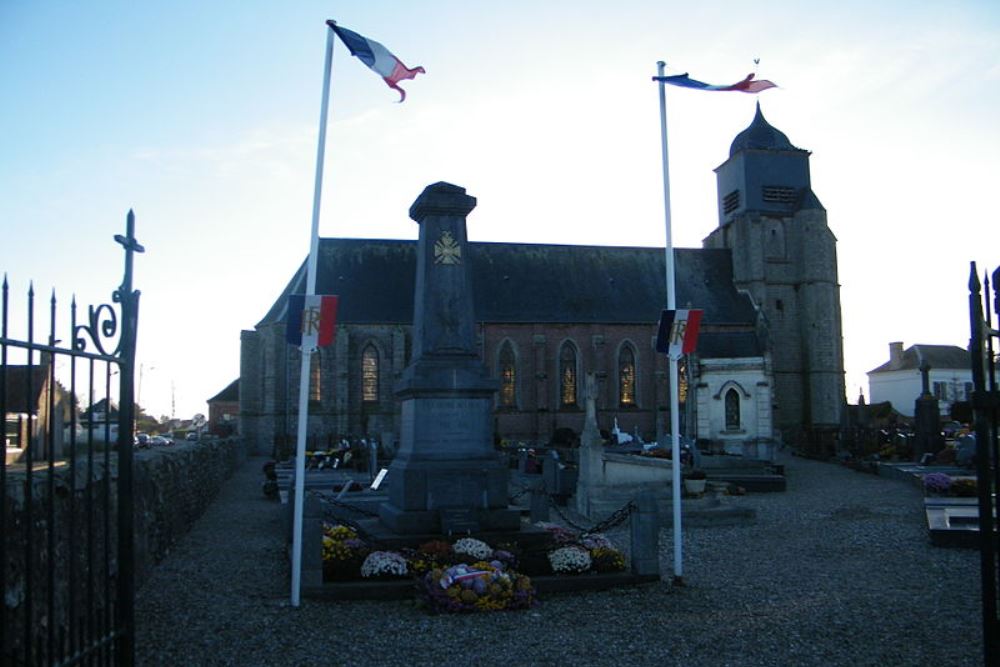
[379,182,520,535]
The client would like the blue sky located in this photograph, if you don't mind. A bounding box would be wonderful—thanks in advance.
[2,1,999,421]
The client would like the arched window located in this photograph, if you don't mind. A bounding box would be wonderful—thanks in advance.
[725,388,741,430]
[309,352,321,402]
[618,345,636,407]
[559,342,577,407]
[499,341,516,408]
[362,345,379,403]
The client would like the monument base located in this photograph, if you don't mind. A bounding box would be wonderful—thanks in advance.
[379,457,521,534]
[378,504,522,534]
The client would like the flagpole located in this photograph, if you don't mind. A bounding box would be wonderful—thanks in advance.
[291,20,336,608]
[656,60,684,585]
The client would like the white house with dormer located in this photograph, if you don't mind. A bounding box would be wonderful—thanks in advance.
[867,342,972,418]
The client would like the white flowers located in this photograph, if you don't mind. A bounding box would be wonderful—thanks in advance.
[548,546,592,574]
[361,551,409,578]
[452,537,493,560]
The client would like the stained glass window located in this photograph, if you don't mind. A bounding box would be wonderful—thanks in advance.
[560,342,577,407]
[310,352,321,402]
[362,345,379,403]
[619,346,636,407]
[499,342,516,407]
[725,388,740,430]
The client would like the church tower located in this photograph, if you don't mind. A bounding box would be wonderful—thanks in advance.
[703,104,845,443]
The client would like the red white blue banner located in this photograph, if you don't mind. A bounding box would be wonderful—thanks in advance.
[331,24,425,102]
[286,295,339,348]
[653,72,776,94]
[656,309,703,356]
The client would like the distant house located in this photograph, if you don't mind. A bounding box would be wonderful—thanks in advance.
[208,379,239,436]
[3,363,72,463]
[867,342,972,418]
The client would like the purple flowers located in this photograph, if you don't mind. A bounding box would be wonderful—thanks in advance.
[923,472,953,494]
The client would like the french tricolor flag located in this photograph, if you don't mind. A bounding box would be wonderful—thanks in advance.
[653,72,776,94]
[286,295,339,348]
[656,309,704,357]
[331,24,425,102]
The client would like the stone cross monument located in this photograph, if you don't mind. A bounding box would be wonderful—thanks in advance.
[379,182,520,534]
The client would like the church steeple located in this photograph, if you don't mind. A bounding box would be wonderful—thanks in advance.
[714,103,818,225]
[703,102,845,441]
[729,102,802,156]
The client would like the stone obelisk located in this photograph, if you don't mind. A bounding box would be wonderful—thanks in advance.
[379,182,519,534]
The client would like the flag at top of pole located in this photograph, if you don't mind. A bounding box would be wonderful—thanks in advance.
[330,22,425,101]
[653,71,776,93]
[652,59,776,588]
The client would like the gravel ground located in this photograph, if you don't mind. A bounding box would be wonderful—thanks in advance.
[135,452,984,666]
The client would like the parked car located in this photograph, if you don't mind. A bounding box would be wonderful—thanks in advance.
[185,432,199,442]
[150,435,171,446]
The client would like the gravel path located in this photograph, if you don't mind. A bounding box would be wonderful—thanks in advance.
[135,453,984,666]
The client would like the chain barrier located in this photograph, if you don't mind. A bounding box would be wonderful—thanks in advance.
[546,495,636,537]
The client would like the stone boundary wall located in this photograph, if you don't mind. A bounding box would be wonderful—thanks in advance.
[2,438,247,658]
[132,438,248,582]
[3,438,248,599]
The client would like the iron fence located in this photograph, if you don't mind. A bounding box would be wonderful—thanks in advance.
[967,262,1000,667]
[1,211,142,666]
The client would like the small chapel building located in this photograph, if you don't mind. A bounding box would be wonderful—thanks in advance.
[239,105,845,456]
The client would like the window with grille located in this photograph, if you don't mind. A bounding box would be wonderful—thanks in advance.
[560,343,577,407]
[499,342,516,407]
[723,190,740,214]
[619,345,636,407]
[762,186,797,204]
[362,345,379,403]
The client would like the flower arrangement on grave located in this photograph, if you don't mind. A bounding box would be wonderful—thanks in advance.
[452,537,493,561]
[923,472,953,495]
[404,540,455,576]
[589,547,627,573]
[321,523,370,581]
[949,478,978,497]
[361,551,410,579]
[641,447,672,459]
[581,533,615,551]
[548,546,592,574]
[579,533,626,573]
[534,522,577,546]
[419,561,536,613]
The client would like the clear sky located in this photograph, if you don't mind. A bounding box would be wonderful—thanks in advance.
[2,1,998,422]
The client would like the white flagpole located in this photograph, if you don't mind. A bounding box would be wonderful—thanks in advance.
[291,21,336,608]
[656,60,683,585]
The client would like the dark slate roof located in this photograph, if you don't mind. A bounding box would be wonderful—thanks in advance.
[798,189,826,212]
[208,378,239,403]
[260,239,759,330]
[697,331,764,358]
[729,103,806,157]
[868,344,969,374]
[2,366,47,413]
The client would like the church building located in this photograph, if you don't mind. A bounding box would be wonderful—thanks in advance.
[239,105,845,456]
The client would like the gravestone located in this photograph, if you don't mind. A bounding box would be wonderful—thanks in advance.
[576,373,607,516]
[914,361,943,460]
[378,182,520,534]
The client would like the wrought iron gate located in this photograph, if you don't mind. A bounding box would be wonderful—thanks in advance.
[967,262,1000,667]
[1,212,142,666]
